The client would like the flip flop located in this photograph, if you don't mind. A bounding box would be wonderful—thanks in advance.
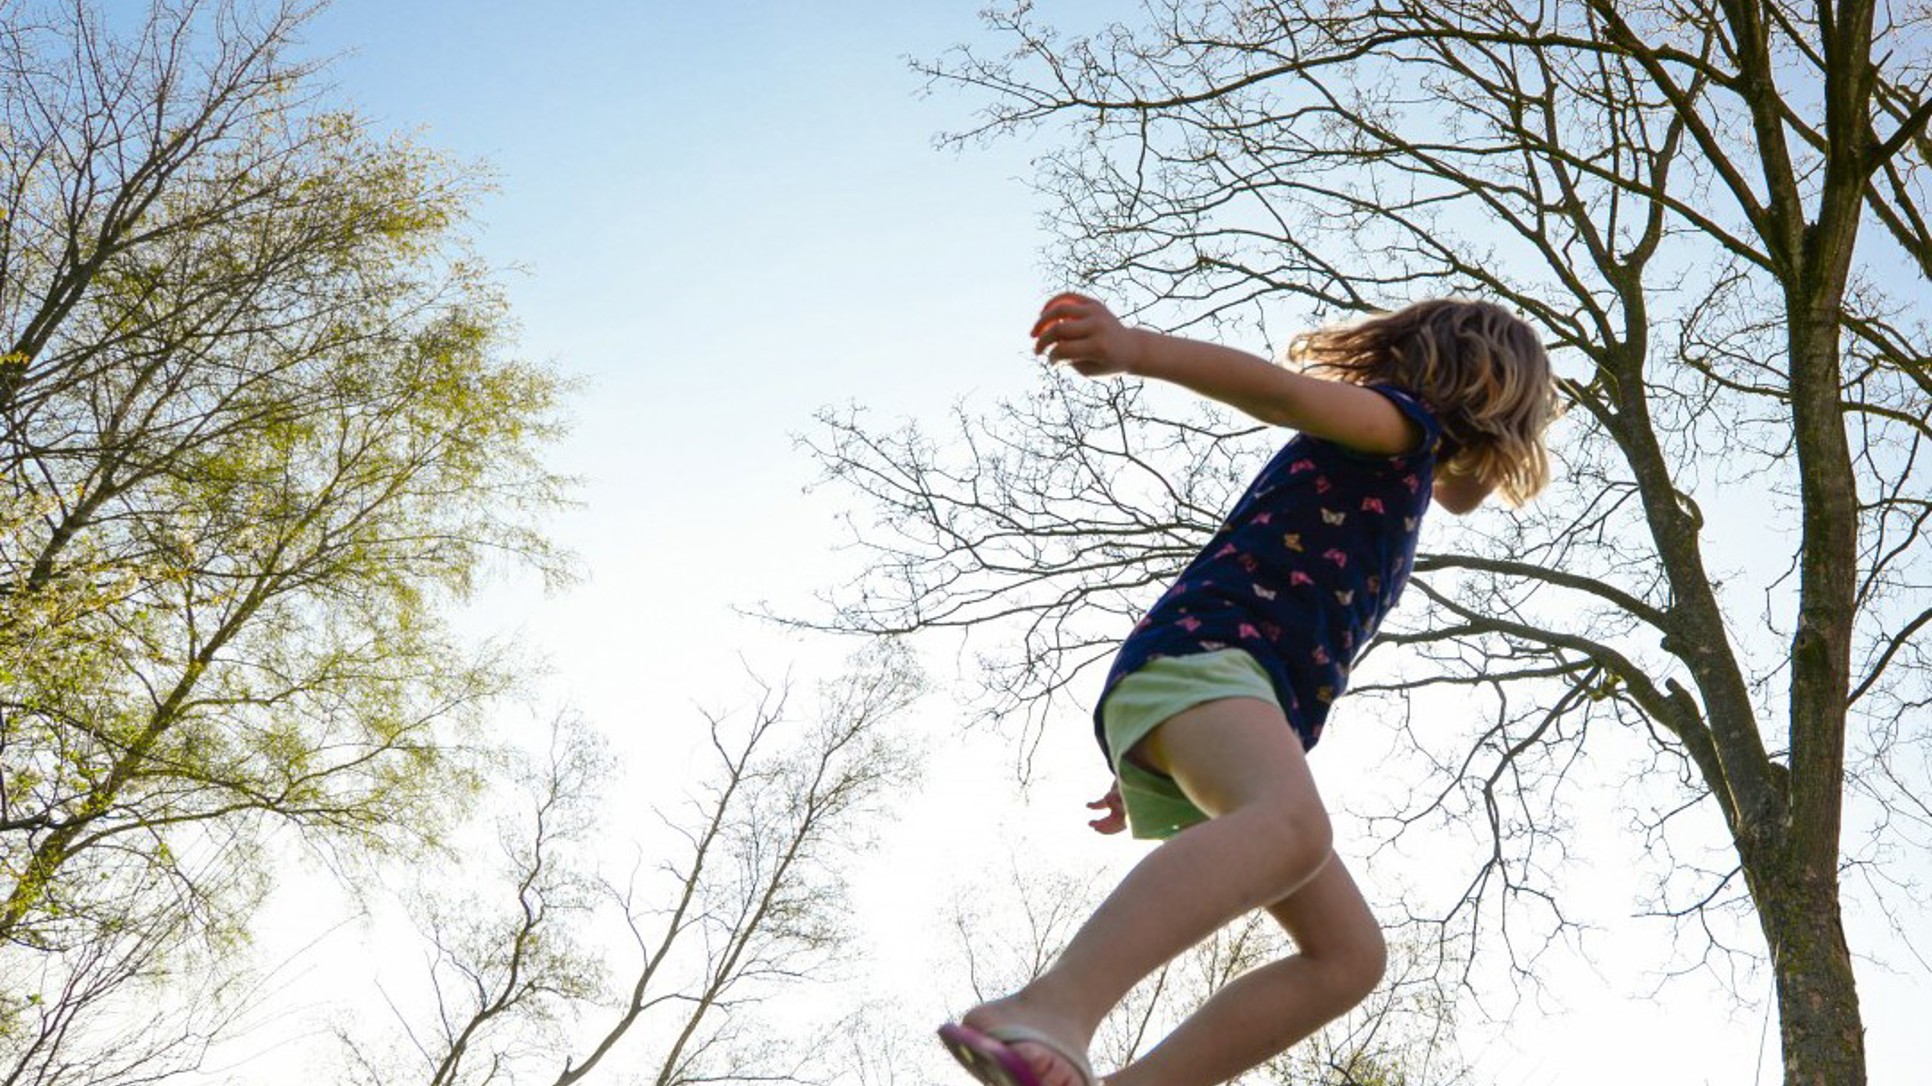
[936,1022,1096,1086]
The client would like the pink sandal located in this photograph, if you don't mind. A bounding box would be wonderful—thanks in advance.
[936,1022,1096,1086]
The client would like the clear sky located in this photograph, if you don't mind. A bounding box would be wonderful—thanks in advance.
[244,3,1932,1084]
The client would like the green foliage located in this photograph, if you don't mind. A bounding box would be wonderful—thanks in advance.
[0,1,570,1078]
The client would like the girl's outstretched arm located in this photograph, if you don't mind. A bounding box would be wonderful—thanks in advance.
[1032,294,1420,457]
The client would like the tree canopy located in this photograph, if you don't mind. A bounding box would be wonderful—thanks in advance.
[0,2,569,1076]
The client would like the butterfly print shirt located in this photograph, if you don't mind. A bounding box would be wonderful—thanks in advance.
[1095,385,1446,757]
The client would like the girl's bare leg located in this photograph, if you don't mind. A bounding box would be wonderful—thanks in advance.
[1103,855,1386,1086]
[960,696,1346,1086]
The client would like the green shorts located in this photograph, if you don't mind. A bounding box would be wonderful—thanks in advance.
[1099,648,1283,840]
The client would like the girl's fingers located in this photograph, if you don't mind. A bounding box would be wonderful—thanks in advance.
[1030,294,1093,337]
[1044,337,1096,364]
[1034,317,1092,356]
[1030,295,1117,377]
[1042,333,1117,374]
[1029,307,1082,340]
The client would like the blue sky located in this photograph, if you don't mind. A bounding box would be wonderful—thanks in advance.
[257,3,1930,1084]
[295,1,1067,710]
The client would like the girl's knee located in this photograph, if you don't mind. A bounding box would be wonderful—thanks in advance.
[1251,800,1334,890]
[1345,923,1388,999]
[1322,913,1387,1004]
[1286,891,1386,1002]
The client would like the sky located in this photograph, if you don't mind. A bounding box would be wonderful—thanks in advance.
[220,2,1932,1084]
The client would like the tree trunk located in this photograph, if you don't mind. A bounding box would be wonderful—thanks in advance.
[1762,294,1864,1084]
[1757,871,1866,1086]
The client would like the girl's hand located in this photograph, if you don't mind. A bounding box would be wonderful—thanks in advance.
[1086,782,1126,835]
[1031,293,1145,378]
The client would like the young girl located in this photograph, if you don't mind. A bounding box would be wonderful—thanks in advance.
[938,293,1557,1086]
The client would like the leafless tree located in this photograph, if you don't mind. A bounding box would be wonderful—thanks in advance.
[336,714,609,1086]
[800,2,1932,1082]
[346,648,924,1086]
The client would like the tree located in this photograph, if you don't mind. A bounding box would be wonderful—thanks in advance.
[802,2,1932,1083]
[337,714,610,1086]
[0,0,568,1073]
[0,850,267,1086]
[342,649,923,1086]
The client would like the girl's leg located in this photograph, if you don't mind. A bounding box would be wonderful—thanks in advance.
[1103,854,1387,1086]
[961,696,1334,1086]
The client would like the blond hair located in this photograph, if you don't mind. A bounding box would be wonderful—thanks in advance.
[1290,299,1559,506]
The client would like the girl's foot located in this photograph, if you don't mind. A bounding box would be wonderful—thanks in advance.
[955,997,1094,1086]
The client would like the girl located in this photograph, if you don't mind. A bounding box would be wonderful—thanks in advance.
[938,293,1558,1086]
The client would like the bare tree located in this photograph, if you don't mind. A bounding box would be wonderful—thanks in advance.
[347,647,924,1086]
[336,714,610,1086]
[0,0,568,1071]
[800,2,1932,1082]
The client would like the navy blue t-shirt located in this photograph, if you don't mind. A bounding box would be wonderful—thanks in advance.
[1094,385,1446,758]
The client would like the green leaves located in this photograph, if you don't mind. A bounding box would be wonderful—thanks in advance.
[0,2,569,1079]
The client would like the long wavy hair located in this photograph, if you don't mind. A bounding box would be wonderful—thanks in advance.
[1290,299,1559,506]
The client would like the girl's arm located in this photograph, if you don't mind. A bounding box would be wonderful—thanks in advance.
[1032,294,1420,457]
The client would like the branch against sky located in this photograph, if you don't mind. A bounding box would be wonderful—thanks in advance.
[0,838,270,1086]
[335,714,611,1086]
[802,2,1930,1082]
[340,647,924,1086]
[795,382,1261,759]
